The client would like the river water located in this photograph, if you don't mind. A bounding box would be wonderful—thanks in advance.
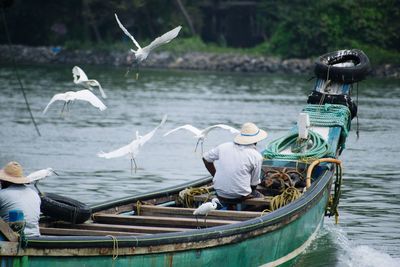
[0,65,399,266]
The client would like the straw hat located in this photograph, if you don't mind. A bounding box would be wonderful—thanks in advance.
[0,161,30,184]
[234,122,268,145]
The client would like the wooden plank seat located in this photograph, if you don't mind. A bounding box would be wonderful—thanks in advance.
[192,193,272,206]
[40,227,143,236]
[92,213,240,228]
[133,205,263,221]
[53,222,190,234]
[0,218,19,242]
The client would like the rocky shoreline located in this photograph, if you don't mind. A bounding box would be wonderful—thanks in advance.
[0,45,399,78]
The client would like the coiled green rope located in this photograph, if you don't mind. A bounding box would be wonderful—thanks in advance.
[263,130,333,160]
[302,104,351,137]
[263,104,351,160]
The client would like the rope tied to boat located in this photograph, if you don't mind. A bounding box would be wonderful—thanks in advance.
[9,220,28,250]
[136,200,142,216]
[106,235,119,260]
[325,163,343,224]
[270,187,302,211]
[177,186,212,208]
[260,207,272,216]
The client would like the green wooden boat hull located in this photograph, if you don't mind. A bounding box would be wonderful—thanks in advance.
[3,207,325,267]
[1,167,332,267]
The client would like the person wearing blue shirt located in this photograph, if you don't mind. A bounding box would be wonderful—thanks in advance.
[0,162,41,237]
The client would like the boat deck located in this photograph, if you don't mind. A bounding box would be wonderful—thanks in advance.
[37,163,313,237]
[40,205,265,236]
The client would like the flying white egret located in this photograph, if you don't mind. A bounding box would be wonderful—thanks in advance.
[97,115,168,172]
[72,66,107,98]
[27,168,58,195]
[27,168,58,182]
[193,198,221,228]
[43,89,107,114]
[115,13,182,78]
[163,124,240,153]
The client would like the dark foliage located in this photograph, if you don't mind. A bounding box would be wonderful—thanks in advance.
[0,0,399,60]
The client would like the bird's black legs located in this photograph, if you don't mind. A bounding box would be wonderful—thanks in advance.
[195,215,200,229]
[194,140,205,154]
[33,181,43,196]
[124,65,131,77]
[135,61,140,80]
[194,139,201,152]
[125,60,139,79]
[61,102,72,116]
[130,157,138,174]
[61,102,67,115]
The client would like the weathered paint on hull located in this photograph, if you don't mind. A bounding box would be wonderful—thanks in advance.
[2,189,328,267]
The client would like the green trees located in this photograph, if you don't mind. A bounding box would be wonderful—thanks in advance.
[1,0,398,63]
[257,0,399,61]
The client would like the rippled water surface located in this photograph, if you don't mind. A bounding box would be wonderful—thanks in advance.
[0,65,399,266]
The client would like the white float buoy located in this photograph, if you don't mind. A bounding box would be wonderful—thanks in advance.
[298,113,310,139]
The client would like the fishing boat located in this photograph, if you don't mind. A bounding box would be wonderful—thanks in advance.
[0,49,370,267]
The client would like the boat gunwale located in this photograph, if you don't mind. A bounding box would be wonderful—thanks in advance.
[90,175,213,213]
[26,165,334,249]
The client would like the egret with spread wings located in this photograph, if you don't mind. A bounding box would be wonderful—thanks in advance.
[163,124,239,153]
[98,115,168,172]
[27,168,58,194]
[72,66,107,99]
[115,13,182,78]
[43,89,107,114]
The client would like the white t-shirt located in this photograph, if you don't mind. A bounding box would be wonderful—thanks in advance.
[203,142,263,199]
[0,184,41,237]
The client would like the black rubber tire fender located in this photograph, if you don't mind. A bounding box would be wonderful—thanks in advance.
[40,192,92,224]
[314,49,371,83]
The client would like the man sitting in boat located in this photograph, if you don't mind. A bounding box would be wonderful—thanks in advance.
[0,161,41,237]
[202,122,268,209]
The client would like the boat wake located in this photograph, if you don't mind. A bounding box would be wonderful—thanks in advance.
[326,223,399,267]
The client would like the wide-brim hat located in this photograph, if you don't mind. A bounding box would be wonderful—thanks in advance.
[234,122,268,145]
[0,161,30,184]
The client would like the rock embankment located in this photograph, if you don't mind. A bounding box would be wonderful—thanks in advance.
[0,45,398,78]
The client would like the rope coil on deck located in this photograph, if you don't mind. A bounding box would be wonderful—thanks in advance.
[177,187,212,208]
[263,104,351,160]
[270,187,302,211]
[263,131,332,160]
